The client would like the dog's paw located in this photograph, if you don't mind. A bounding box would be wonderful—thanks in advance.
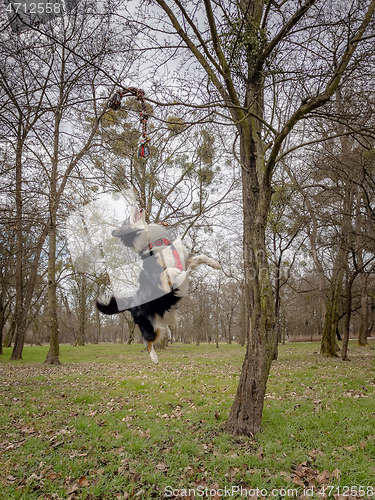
[160,268,185,293]
[166,268,181,281]
[199,257,221,269]
[209,259,221,270]
[149,350,159,364]
[172,270,188,289]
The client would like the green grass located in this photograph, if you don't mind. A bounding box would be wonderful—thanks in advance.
[0,341,375,499]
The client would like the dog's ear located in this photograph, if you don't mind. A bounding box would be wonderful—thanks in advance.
[112,223,132,237]
[112,223,139,248]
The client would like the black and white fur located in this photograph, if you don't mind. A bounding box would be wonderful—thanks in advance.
[96,207,220,364]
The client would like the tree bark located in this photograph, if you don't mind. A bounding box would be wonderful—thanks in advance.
[10,120,25,360]
[44,103,61,365]
[239,279,247,347]
[93,281,101,344]
[3,314,15,348]
[77,273,86,346]
[341,273,357,360]
[62,295,76,344]
[44,209,60,365]
[225,127,277,436]
[321,109,356,356]
[124,312,135,344]
[95,301,101,344]
[358,272,369,346]
[321,271,344,357]
[0,303,4,355]
[215,283,220,348]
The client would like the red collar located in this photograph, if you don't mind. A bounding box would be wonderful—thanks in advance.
[147,238,183,271]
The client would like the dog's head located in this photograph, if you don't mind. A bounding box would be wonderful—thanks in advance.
[112,206,167,253]
[112,206,146,250]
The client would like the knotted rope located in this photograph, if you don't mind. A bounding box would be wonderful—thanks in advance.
[108,87,150,158]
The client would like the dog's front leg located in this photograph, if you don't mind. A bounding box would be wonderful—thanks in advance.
[188,255,221,270]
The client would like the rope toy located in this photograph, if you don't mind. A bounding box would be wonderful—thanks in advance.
[108,87,150,158]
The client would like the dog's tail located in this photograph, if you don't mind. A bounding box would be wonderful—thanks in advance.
[96,292,134,315]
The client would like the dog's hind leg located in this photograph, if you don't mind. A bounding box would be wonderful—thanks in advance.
[188,255,221,270]
[143,338,158,364]
[137,317,159,364]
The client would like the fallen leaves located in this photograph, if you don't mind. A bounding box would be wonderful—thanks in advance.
[155,460,169,472]
[45,472,59,481]
[1,346,375,500]
[77,475,89,486]
[291,462,341,488]
[65,475,90,494]
[19,425,37,435]
[224,466,240,481]
[308,448,325,460]
[343,390,369,399]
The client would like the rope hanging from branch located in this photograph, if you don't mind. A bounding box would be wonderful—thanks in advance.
[108,87,150,158]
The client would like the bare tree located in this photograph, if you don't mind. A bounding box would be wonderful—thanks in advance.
[128,0,375,435]
[0,0,136,361]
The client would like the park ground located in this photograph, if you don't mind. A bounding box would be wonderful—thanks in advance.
[0,341,374,499]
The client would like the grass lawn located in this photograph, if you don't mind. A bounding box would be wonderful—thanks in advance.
[0,341,374,499]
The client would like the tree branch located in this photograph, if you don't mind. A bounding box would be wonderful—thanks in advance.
[257,0,317,73]
[266,0,375,178]
[155,0,242,124]
[173,0,225,76]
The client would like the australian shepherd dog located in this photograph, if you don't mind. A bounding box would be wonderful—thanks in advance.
[96,207,220,363]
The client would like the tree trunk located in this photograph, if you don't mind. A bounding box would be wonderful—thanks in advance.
[215,292,219,348]
[0,303,4,355]
[3,330,12,348]
[307,197,327,336]
[77,273,86,346]
[3,314,15,348]
[93,281,102,344]
[341,273,356,360]
[321,171,355,355]
[127,317,135,344]
[44,210,60,365]
[321,272,343,357]
[62,295,76,344]
[95,302,100,344]
[273,256,282,360]
[215,314,219,348]
[358,273,369,346]
[225,129,276,436]
[44,106,60,365]
[11,122,25,360]
[239,280,246,346]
